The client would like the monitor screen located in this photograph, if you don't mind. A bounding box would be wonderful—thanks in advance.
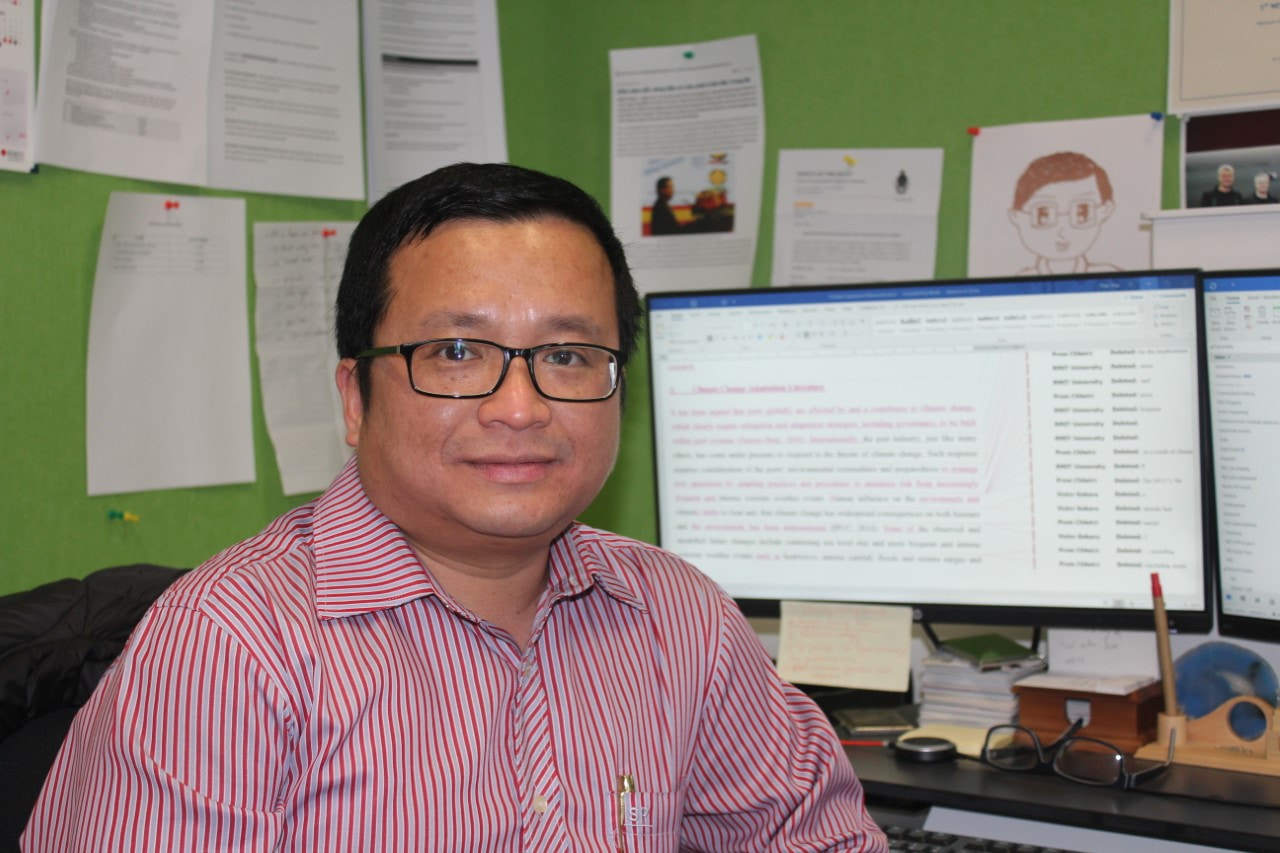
[646,270,1213,631]
[1204,268,1280,642]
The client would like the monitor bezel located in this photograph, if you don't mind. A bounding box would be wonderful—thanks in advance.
[1203,267,1280,643]
[645,269,1215,634]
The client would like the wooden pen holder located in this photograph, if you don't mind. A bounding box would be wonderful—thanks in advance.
[1134,696,1280,776]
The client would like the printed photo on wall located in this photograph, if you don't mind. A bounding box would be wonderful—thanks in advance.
[640,153,736,237]
[967,114,1164,277]
[1182,108,1280,208]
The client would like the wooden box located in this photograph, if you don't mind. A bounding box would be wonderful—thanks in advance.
[1012,681,1164,753]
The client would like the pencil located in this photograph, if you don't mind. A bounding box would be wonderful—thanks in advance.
[1151,572,1178,716]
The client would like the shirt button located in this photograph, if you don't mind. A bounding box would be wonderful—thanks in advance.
[532,795,549,814]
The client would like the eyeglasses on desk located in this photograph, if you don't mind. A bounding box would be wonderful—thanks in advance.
[982,717,1176,790]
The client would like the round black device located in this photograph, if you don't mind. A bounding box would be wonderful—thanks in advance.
[893,736,958,763]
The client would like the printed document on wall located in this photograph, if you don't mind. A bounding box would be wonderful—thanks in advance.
[37,0,213,185]
[208,0,364,200]
[87,193,254,495]
[0,0,35,172]
[967,114,1163,277]
[772,149,943,286]
[610,34,765,294]
[36,0,363,199]
[1168,0,1280,114]
[362,0,507,202]
[253,222,355,495]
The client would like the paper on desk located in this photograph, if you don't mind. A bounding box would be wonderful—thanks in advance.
[86,193,254,495]
[253,222,355,495]
[776,601,912,692]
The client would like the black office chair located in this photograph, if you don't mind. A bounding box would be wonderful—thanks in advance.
[0,563,186,853]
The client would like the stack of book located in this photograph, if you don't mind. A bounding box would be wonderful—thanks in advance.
[917,634,1048,729]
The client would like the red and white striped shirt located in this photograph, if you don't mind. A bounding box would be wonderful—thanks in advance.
[24,460,886,852]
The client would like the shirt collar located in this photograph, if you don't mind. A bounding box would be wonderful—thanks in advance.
[311,458,439,619]
[547,526,648,612]
[311,458,648,619]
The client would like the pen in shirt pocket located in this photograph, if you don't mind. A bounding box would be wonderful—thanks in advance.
[615,772,635,853]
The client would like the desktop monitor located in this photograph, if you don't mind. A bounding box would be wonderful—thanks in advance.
[1203,268,1280,642]
[646,270,1214,632]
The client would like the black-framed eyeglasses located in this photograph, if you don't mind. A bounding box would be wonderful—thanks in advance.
[355,338,623,402]
[983,719,1175,790]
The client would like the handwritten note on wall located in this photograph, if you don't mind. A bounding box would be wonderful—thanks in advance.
[776,601,912,691]
[253,221,356,495]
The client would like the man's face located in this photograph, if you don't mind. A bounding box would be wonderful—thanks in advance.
[1008,175,1114,263]
[337,217,622,558]
[1256,174,1270,197]
[659,179,673,199]
[1219,168,1235,191]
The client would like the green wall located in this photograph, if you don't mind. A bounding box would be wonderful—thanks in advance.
[0,0,1179,595]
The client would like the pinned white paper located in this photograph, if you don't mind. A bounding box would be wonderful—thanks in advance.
[86,193,254,495]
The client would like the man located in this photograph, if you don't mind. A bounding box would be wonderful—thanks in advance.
[1199,164,1243,207]
[25,163,886,852]
[1247,171,1277,204]
[649,175,681,235]
[1007,150,1120,275]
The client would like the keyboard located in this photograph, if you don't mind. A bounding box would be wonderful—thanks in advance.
[882,824,1084,852]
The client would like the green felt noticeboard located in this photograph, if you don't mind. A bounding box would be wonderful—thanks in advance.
[0,0,1181,595]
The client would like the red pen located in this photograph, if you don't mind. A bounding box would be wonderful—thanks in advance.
[840,738,892,748]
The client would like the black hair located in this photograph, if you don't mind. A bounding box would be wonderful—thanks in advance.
[336,162,642,403]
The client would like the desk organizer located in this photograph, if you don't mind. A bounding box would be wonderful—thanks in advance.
[1134,698,1280,777]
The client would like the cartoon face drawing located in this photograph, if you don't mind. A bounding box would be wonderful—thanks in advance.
[1009,175,1115,264]
[1007,152,1117,273]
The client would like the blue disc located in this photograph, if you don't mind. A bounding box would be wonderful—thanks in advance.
[1174,641,1278,739]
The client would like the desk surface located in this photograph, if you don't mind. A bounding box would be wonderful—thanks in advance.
[846,745,1280,852]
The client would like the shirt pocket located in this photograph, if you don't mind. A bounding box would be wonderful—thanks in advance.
[609,788,682,852]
